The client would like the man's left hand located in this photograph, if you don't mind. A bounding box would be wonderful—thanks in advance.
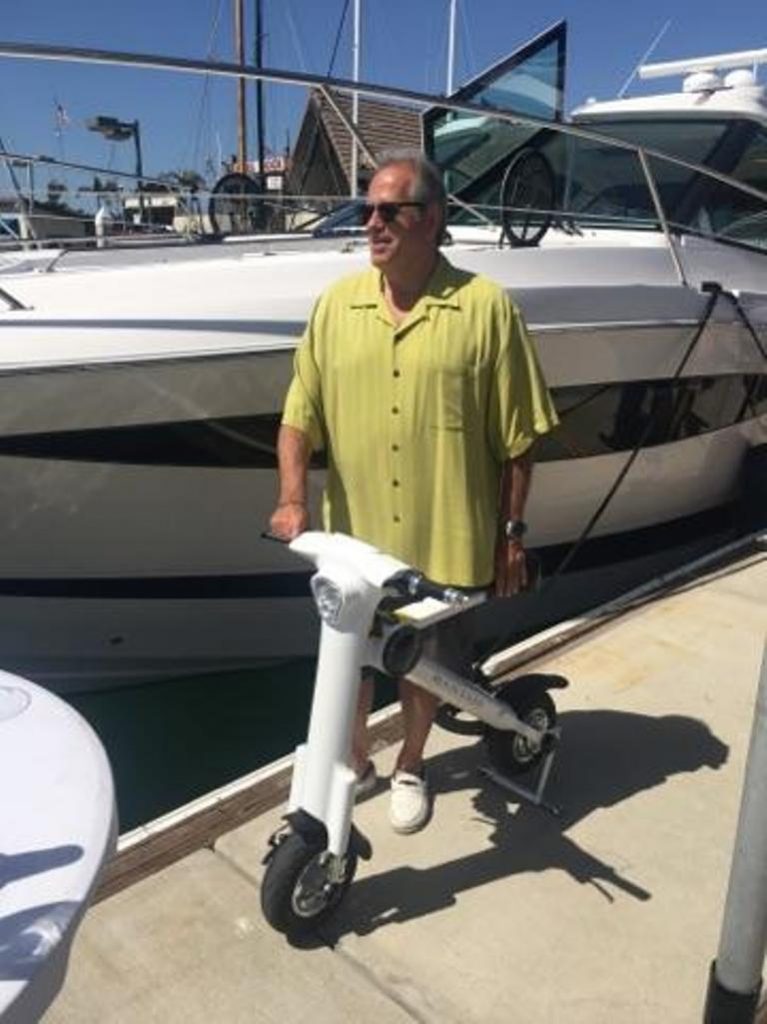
[494,539,528,597]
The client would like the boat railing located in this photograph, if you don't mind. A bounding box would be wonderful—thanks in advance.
[0,39,765,279]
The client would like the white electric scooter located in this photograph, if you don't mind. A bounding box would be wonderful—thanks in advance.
[261,531,566,938]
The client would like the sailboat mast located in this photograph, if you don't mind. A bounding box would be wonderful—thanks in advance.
[446,0,457,94]
[350,0,360,197]
[234,0,247,170]
[255,0,266,189]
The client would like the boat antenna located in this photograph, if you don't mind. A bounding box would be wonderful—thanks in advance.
[447,0,457,95]
[617,19,671,98]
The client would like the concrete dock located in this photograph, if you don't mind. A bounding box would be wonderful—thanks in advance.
[43,542,767,1024]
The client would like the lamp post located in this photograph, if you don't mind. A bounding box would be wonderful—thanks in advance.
[86,115,144,224]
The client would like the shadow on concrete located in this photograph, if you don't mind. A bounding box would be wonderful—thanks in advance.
[323,709,728,940]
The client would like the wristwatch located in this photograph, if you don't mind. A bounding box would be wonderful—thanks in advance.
[502,518,527,542]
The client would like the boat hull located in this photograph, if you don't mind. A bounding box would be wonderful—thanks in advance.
[0,238,764,689]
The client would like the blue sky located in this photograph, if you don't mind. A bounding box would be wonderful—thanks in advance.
[0,0,764,193]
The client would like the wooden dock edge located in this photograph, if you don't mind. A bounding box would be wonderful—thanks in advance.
[96,529,766,903]
[95,706,405,901]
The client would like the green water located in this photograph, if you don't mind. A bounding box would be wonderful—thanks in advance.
[67,658,319,832]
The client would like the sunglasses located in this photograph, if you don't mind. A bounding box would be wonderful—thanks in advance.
[358,201,426,226]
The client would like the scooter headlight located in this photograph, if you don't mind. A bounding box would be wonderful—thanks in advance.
[310,574,345,626]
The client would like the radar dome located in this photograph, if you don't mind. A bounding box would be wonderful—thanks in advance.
[682,71,723,93]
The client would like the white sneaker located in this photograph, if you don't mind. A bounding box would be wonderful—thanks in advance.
[389,769,430,834]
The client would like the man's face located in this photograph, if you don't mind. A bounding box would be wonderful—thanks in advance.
[364,163,440,274]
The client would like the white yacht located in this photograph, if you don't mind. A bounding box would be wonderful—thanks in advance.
[0,26,763,688]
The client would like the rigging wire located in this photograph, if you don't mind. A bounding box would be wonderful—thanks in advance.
[284,0,309,73]
[618,20,672,98]
[326,0,351,76]
[188,0,226,178]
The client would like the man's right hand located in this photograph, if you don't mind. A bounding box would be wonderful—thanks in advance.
[269,501,309,540]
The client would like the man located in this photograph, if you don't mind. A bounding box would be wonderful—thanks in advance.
[270,150,558,834]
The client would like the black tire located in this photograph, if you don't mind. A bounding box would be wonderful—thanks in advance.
[485,686,557,776]
[500,148,555,248]
[260,831,357,936]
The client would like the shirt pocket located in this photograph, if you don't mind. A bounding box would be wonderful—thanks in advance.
[429,366,481,432]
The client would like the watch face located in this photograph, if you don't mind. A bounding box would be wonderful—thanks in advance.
[505,519,527,539]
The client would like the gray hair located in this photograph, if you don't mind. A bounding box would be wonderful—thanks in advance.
[374,148,447,233]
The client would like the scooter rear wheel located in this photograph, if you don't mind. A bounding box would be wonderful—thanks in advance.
[485,687,557,776]
[261,831,357,936]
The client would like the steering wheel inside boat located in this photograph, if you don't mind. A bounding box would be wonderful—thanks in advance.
[500,148,556,248]
[208,172,266,236]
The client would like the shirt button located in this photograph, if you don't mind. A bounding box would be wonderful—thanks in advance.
[392,406,399,414]
[392,479,400,487]
[392,443,399,452]
[393,369,401,378]
[393,515,401,523]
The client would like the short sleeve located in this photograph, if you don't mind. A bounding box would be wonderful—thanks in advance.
[487,294,559,461]
[281,300,326,452]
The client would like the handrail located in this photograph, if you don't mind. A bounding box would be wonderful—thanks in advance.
[0,39,764,274]
[636,148,688,287]
[0,40,764,206]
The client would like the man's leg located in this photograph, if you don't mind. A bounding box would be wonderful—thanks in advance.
[388,678,438,834]
[396,678,440,773]
[389,612,476,833]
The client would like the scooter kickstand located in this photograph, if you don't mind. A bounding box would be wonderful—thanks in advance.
[479,732,561,817]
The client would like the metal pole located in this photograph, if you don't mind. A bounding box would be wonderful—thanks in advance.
[234,0,247,170]
[447,0,457,95]
[132,120,145,224]
[255,0,266,200]
[636,146,688,287]
[704,641,767,1023]
[350,0,360,198]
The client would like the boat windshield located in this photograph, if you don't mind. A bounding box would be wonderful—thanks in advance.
[431,110,767,254]
[551,117,767,248]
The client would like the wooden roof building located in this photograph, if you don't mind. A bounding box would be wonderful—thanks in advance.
[286,89,423,199]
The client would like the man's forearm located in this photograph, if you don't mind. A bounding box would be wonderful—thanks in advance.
[276,424,311,506]
[500,449,533,522]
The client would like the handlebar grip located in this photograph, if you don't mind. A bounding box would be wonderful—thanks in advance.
[386,570,470,605]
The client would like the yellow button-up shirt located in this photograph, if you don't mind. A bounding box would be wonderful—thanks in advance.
[282,256,558,586]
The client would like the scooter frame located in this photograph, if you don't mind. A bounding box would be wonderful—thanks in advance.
[261,531,565,935]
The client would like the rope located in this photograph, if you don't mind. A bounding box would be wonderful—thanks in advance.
[472,280,728,669]
[547,282,724,581]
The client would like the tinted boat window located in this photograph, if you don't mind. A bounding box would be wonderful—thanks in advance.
[582,119,731,167]
[425,22,566,211]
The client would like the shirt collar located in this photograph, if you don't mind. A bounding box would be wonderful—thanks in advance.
[348,254,463,311]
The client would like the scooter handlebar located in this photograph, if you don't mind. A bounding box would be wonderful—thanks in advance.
[385,570,472,606]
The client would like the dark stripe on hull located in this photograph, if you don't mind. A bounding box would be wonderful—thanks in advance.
[0,570,314,600]
[0,373,763,466]
[0,504,745,600]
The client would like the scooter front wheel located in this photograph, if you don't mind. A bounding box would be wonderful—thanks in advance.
[485,686,557,776]
[261,831,357,936]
